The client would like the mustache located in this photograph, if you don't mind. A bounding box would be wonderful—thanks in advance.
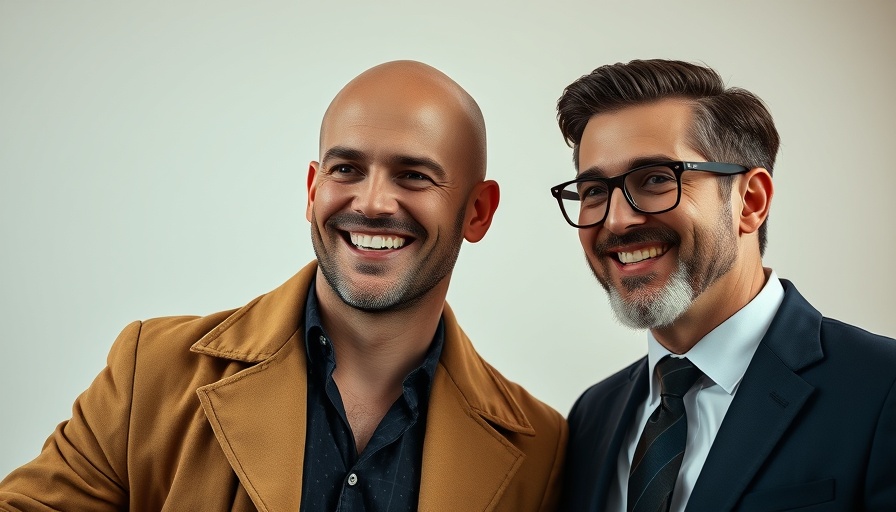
[325,212,426,239]
[594,227,680,255]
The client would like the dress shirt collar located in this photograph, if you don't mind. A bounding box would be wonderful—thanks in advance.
[645,269,785,407]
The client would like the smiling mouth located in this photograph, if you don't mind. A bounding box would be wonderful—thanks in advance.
[349,232,407,250]
[616,244,669,264]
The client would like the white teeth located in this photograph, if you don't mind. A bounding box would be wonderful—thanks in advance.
[617,245,667,264]
[350,233,406,250]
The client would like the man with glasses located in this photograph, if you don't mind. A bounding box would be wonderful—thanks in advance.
[553,59,896,511]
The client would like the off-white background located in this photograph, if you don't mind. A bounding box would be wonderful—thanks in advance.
[2,1,894,475]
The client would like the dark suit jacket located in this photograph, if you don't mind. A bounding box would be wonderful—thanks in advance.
[561,280,896,511]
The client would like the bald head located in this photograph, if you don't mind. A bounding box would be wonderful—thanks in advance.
[320,60,487,181]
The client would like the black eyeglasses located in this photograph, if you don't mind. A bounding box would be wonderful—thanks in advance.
[550,161,748,228]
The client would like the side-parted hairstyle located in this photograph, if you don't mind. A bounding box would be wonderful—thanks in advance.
[556,59,779,255]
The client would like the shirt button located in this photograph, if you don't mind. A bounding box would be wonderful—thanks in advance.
[347,473,358,486]
[319,335,327,346]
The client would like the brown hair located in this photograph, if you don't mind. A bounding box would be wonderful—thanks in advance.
[557,59,779,255]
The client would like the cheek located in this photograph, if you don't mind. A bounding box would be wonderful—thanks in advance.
[310,183,346,219]
[578,228,595,250]
[417,192,466,227]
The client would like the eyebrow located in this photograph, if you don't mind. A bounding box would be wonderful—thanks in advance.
[321,146,365,164]
[577,154,678,179]
[321,145,448,181]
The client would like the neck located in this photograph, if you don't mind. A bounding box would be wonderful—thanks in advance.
[652,262,769,354]
[314,268,446,395]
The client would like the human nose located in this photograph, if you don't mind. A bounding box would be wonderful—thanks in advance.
[602,186,647,234]
[352,171,399,217]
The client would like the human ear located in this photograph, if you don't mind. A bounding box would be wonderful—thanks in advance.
[306,161,319,223]
[738,167,773,235]
[463,180,500,243]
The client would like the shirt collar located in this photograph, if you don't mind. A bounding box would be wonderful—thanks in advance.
[645,269,785,407]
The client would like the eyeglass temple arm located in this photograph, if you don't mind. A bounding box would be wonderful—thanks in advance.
[556,189,580,201]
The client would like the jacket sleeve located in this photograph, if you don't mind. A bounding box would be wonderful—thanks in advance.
[0,321,141,511]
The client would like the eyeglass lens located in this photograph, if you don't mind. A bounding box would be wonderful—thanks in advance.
[561,165,679,226]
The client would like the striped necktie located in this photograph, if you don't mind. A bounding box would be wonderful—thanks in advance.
[628,356,703,512]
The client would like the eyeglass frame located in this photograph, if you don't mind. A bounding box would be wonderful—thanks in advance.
[550,161,749,228]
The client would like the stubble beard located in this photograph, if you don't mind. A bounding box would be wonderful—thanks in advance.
[311,209,466,312]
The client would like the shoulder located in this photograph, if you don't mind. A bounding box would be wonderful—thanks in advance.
[435,307,566,451]
[108,309,239,373]
[773,279,896,376]
[437,305,560,420]
[819,316,895,355]
[770,286,896,413]
[468,359,568,511]
[125,262,318,371]
[570,358,646,418]
[437,305,565,434]
[96,308,249,419]
[813,315,896,388]
[131,310,238,351]
[481,359,566,433]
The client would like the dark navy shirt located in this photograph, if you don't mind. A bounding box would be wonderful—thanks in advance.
[299,279,444,512]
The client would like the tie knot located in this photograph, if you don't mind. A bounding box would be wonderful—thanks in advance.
[656,356,702,398]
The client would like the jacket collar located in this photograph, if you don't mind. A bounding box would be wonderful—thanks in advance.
[419,303,536,510]
[189,265,310,363]
[190,261,535,511]
[436,303,534,434]
[192,262,313,512]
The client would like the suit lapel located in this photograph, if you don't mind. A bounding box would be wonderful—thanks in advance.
[192,263,316,512]
[687,280,823,511]
[590,360,649,510]
[418,305,534,512]
[686,343,813,510]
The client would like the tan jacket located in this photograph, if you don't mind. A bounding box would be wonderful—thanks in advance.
[0,262,566,511]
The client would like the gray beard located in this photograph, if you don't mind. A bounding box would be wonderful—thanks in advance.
[606,259,695,329]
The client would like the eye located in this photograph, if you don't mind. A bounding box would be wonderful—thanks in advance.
[402,171,428,181]
[645,173,675,185]
[397,170,435,190]
[583,185,606,197]
[576,181,609,207]
[326,163,364,181]
[630,167,678,194]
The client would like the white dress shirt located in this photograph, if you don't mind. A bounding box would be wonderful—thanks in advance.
[606,269,785,512]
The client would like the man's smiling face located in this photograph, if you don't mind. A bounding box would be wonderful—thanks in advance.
[576,99,740,329]
[306,67,483,312]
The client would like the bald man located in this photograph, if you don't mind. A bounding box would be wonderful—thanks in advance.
[0,61,566,512]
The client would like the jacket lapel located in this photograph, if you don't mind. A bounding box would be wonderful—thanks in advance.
[184,265,544,511]
[687,280,824,511]
[590,360,649,510]
[418,305,534,512]
[193,263,316,512]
